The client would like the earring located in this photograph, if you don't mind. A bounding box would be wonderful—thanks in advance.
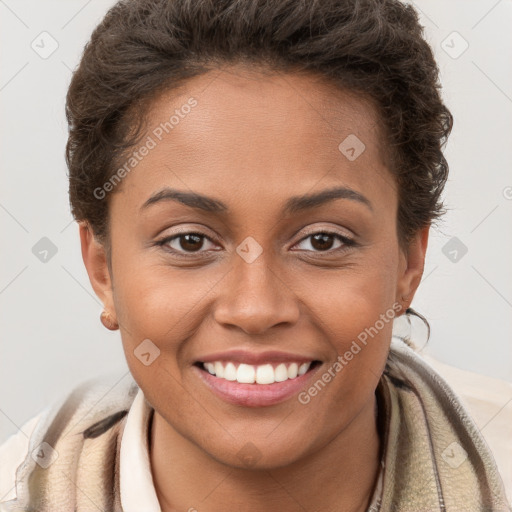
[393,306,430,352]
[405,307,430,342]
[100,310,119,331]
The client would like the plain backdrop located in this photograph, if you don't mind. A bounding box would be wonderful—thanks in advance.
[1,0,511,446]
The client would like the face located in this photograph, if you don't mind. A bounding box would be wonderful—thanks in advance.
[81,66,427,469]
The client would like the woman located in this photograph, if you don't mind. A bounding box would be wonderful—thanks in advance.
[1,0,510,510]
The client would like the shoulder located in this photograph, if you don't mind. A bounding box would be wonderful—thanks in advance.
[420,352,512,422]
[0,412,44,502]
[420,351,512,506]
[0,371,139,505]
[383,338,512,508]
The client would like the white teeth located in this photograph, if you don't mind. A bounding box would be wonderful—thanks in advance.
[224,362,237,381]
[274,363,288,382]
[287,363,298,379]
[201,360,313,384]
[298,362,309,376]
[237,363,256,383]
[256,364,274,385]
[214,361,224,378]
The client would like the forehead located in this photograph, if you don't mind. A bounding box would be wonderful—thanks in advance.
[112,66,394,213]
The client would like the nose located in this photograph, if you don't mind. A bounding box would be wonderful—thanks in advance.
[213,253,300,335]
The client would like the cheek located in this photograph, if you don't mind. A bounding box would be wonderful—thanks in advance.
[115,277,200,421]
[114,260,215,339]
[112,268,195,383]
[304,252,398,405]
[312,246,399,344]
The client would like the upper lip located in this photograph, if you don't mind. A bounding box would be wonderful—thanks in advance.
[195,350,321,366]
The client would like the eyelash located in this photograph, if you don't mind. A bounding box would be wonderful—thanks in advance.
[154,230,357,258]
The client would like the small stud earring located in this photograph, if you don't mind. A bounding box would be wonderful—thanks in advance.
[399,295,409,315]
[100,310,119,331]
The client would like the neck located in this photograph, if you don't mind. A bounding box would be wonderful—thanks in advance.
[149,393,382,512]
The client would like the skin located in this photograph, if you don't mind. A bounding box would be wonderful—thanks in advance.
[80,66,428,512]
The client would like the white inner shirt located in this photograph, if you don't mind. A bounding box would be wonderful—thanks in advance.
[0,388,161,511]
[119,387,161,511]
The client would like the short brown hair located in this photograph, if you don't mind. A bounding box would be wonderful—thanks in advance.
[66,0,453,253]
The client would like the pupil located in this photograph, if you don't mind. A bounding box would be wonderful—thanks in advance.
[180,234,203,252]
[311,233,333,251]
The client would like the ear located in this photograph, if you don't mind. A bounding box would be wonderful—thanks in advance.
[79,221,116,322]
[395,225,430,315]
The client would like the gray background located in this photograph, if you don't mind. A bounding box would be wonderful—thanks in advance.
[1,0,511,445]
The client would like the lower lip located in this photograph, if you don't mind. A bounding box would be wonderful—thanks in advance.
[193,363,322,407]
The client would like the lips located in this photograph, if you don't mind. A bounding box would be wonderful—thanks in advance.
[201,360,313,384]
[193,350,323,407]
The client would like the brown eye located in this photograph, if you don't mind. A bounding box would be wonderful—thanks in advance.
[178,234,205,252]
[310,233,336,251]
[294,231,355,253]
[157,232,218,255]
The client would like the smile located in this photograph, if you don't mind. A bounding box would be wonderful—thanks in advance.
[193,358,322,407]
[201,361,313,384]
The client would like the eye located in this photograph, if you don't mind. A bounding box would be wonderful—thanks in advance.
[154,229,356,258]
[155,232,218,255]
[293,231,355,253]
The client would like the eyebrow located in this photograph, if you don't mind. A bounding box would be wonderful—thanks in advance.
[140,186,373,215]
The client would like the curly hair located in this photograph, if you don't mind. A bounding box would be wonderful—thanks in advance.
[65,0,453,255]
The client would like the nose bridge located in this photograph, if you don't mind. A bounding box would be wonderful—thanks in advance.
[213,245,299,334]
